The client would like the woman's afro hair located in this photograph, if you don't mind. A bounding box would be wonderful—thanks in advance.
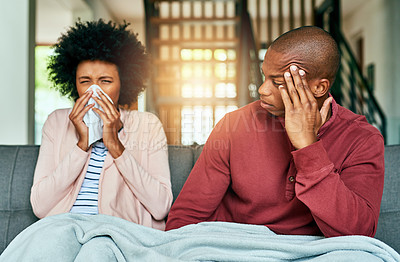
[47,19,149,106]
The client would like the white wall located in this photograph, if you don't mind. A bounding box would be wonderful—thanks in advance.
[342,0,400,144]
[386,0,400,145]
[36,0,94,44]
[0,0,34,144]
[85,0,113,21]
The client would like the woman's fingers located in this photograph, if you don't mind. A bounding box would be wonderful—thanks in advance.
[98,91,115,111]
[70,90,92,116]
[77,103,95,120]
[70,93,92,122]
[93,95,115,116]
[92,107,119,138]
[92,105,119,125]
[69,92,95,150]
[92,107,107,119]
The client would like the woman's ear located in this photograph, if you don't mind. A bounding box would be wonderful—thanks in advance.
[310,79,330,98]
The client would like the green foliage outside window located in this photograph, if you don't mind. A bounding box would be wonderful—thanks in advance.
[35,46,73,144]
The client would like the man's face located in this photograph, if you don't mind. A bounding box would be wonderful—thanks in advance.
[258,48,312,117]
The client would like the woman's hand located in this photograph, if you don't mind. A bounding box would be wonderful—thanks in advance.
[92,91,125,158]
[69,90,94,151]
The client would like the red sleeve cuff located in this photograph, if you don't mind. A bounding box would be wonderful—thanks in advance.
[292,140,332,174]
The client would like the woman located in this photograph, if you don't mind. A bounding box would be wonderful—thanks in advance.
[31,19,172,230]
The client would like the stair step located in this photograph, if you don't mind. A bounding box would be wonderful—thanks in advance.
[154,78,236,84]
[152,38,239,48]
[156,97,238,105]
[153,60,237,65]
[150,17,240,25]
[149,0,238,3]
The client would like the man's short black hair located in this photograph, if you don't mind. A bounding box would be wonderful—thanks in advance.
[48,19,149,106]
[269,26,340,86]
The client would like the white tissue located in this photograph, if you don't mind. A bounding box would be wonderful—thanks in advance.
[83,85,114,147]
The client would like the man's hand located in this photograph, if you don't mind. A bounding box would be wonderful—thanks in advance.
[279,65,332,150]
[92,91,125,159]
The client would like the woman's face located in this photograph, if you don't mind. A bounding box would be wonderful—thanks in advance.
[76,60,121,104]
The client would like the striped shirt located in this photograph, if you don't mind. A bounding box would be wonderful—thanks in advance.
[70,141,107,215]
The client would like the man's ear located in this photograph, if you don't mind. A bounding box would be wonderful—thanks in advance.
[310,79,330,98]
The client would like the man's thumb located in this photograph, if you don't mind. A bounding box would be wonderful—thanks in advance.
[320,97,333,123]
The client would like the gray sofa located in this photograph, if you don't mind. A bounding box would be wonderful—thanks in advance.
[0,144,399,255]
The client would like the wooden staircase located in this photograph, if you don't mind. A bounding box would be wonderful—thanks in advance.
[144,0,386,144]
[247,0,317,48]
[144,0,259,145]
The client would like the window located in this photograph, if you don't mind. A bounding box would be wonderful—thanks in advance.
[179,48,238,145]
[150,2,240,145]
[35,46,73,144]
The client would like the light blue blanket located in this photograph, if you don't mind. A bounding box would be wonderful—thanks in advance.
[1,213,399,261]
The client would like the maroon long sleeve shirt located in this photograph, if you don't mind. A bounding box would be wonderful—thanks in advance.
[166,99,385,237]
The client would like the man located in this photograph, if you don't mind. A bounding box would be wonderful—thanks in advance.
[165,26,384,237]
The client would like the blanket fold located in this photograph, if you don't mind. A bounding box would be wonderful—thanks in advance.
[1,213,399,262]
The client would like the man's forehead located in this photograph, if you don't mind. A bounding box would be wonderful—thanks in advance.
[262,49,306,76]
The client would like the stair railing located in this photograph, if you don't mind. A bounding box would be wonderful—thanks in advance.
[237,0,263,106]
[315,0,387,141]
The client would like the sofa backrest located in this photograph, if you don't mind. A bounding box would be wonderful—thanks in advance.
[0,144,399,254]
[0,146,39,254]
[374,145,400,253]
[168,145,203,203]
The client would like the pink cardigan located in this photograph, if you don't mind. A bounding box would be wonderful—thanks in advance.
[31,108,172,230]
